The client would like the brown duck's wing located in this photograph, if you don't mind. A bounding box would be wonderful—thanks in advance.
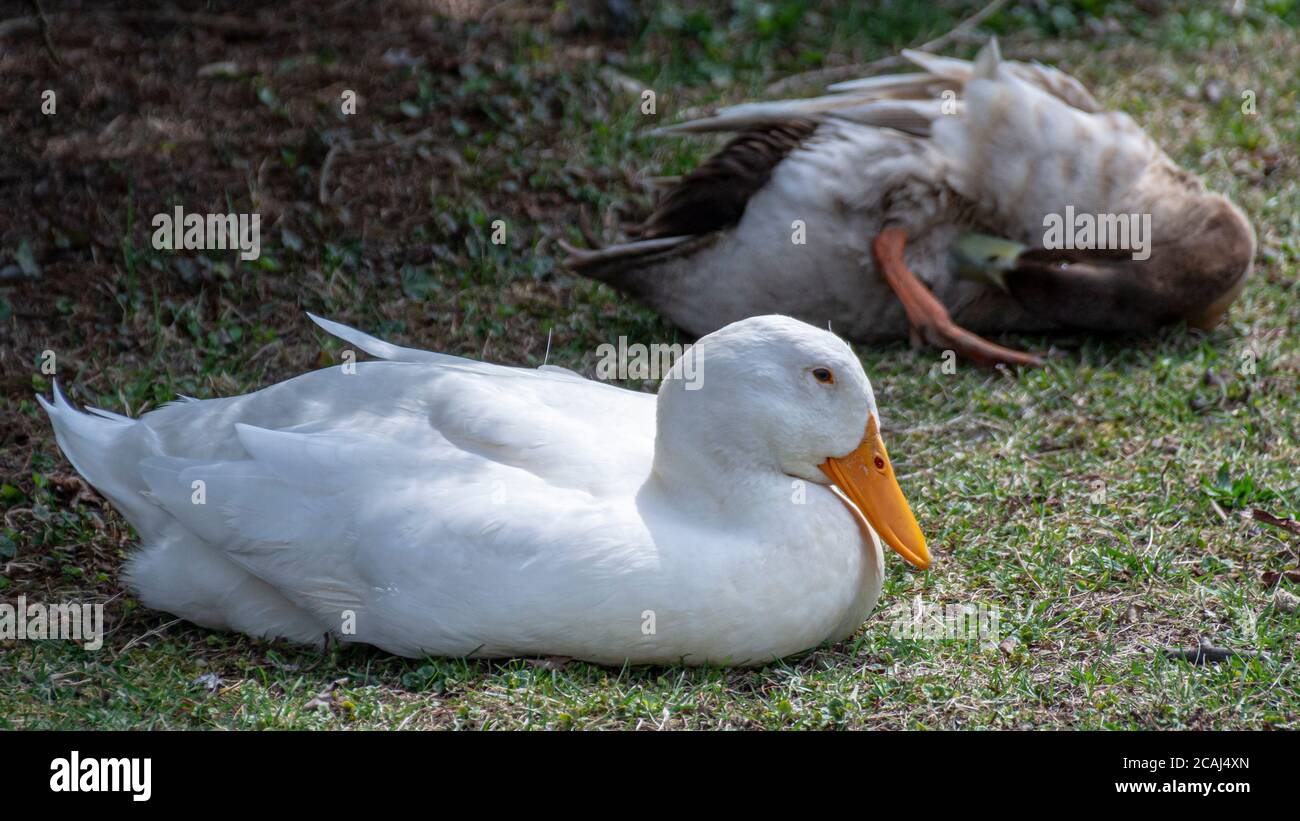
[825,40,1102,114]
[637,119,817,239]
[635,40,1101,243]
[870,47,1103,113]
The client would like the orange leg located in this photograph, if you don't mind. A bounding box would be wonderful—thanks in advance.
[873,228,1045,368]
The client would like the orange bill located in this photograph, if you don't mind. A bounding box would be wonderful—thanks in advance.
[819,414,930,569]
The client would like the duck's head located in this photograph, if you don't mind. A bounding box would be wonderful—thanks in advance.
[654,315,930,569]
[956,183,1257,334]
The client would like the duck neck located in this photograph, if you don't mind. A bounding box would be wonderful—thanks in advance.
[647,381,791,518]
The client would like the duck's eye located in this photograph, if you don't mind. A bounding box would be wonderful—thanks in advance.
[812,367,835,385]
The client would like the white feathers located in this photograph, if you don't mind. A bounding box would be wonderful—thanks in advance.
[41,314,886,665]
[307,312,462,365]
[970,37,1002,79]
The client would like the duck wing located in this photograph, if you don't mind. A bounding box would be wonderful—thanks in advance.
[637,120,817,239]
[657,38,1102,139]
[640,39,1178,246]
[830,46,1102,113]
[43,317,660,654]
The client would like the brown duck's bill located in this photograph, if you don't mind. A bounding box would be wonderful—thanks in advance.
[819,414,930,569]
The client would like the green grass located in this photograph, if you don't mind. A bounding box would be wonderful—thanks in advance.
[1,1,1298,729]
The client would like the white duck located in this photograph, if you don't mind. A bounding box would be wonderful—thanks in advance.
[41,314,928,666]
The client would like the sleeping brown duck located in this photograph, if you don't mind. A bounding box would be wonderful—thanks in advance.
[564,39,1255,367]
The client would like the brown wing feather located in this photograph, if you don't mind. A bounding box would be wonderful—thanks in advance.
[638,120,817,239]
